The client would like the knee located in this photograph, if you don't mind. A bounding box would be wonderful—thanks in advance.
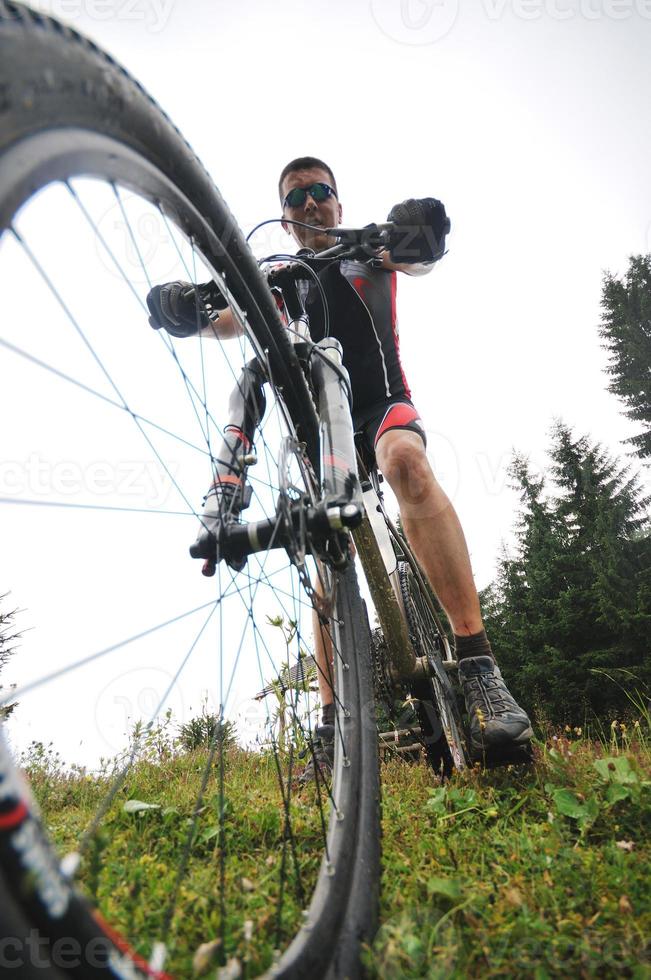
[377,434,432,496]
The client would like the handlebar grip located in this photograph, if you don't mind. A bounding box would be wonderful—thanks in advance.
[323,223,393,249]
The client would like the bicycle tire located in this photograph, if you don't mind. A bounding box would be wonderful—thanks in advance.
[0,1,319,471]
[398,562,468,776]
[0,568,380,979]
[0,4,379,976]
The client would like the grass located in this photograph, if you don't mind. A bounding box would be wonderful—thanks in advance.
[26,740,323,976]
[24,725,651,978]
[369,727,650,978]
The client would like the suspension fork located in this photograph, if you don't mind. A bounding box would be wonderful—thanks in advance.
[190,338,364,572]
[353,479,424,684]
[308,340,423,681]
[275,268,363,526]
[308,337,363,529]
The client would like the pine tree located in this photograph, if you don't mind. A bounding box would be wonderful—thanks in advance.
[600,254,651,459]
[549,423,651,714]
[483,424,651,725]
[482,451,577,722]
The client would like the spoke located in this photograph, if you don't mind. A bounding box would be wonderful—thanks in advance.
[0,496,193,517]
[66,180,147,313]
[219,542,348,730]
[109,186,215,457]
[76,603,218,861]
[112,184,152,290]
[240,565,342,851]
[3,599,220,706]
[190,237,214,458]
[249,606,315,919]
[11,226,131,406]
[0,336,209,458]
[69,181,220,453]
[10,229,205,518]
[160,704,225,948]
[216,563,227,958]
[0,168,350,970]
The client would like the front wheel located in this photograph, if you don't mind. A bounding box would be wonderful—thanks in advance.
[0,4,379,975]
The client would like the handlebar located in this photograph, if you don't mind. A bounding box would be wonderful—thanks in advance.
[321,222,394,250]
[178,222,397,313]
[263,222,397,292]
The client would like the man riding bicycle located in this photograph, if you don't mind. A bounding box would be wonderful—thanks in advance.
[147,156,533,768]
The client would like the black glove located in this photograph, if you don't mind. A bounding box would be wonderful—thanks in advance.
[146,280,227,338]
[386,198,450,264]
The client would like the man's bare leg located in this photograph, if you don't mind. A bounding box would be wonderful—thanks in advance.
[374,428,532,758]
[312,591,335,711]
[374,429,482,636]
[298,578,336,783]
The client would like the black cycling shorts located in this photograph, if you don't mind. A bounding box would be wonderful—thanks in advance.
[354,399,427,466]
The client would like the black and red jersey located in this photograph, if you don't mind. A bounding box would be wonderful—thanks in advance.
[301,259,412,417]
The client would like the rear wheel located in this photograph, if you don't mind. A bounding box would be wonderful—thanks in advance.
[399,563,468,777]
[0,4,379,976]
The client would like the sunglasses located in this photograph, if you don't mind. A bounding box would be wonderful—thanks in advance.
[283,181,337,209]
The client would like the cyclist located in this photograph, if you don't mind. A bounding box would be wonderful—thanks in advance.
[146,156,533,769]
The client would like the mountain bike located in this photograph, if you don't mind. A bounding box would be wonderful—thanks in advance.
[0,4,466,977]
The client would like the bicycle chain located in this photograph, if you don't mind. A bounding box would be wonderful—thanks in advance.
[370,627,394,715]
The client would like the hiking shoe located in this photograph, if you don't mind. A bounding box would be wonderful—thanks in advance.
[298,725,335,785]
[458,656,533,761]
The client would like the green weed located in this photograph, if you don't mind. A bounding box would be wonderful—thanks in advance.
[25,728,651,977]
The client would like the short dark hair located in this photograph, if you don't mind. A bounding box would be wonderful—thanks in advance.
[278,156,338,204]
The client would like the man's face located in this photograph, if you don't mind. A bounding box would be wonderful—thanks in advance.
[281,167,342,253]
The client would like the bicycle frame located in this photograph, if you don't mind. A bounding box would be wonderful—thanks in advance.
[354,460,455,685]
[193,249,457,688]
[190,335,364,573]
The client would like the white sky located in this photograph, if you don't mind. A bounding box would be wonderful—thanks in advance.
[42,0,650,572]
[2,0,650,764]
